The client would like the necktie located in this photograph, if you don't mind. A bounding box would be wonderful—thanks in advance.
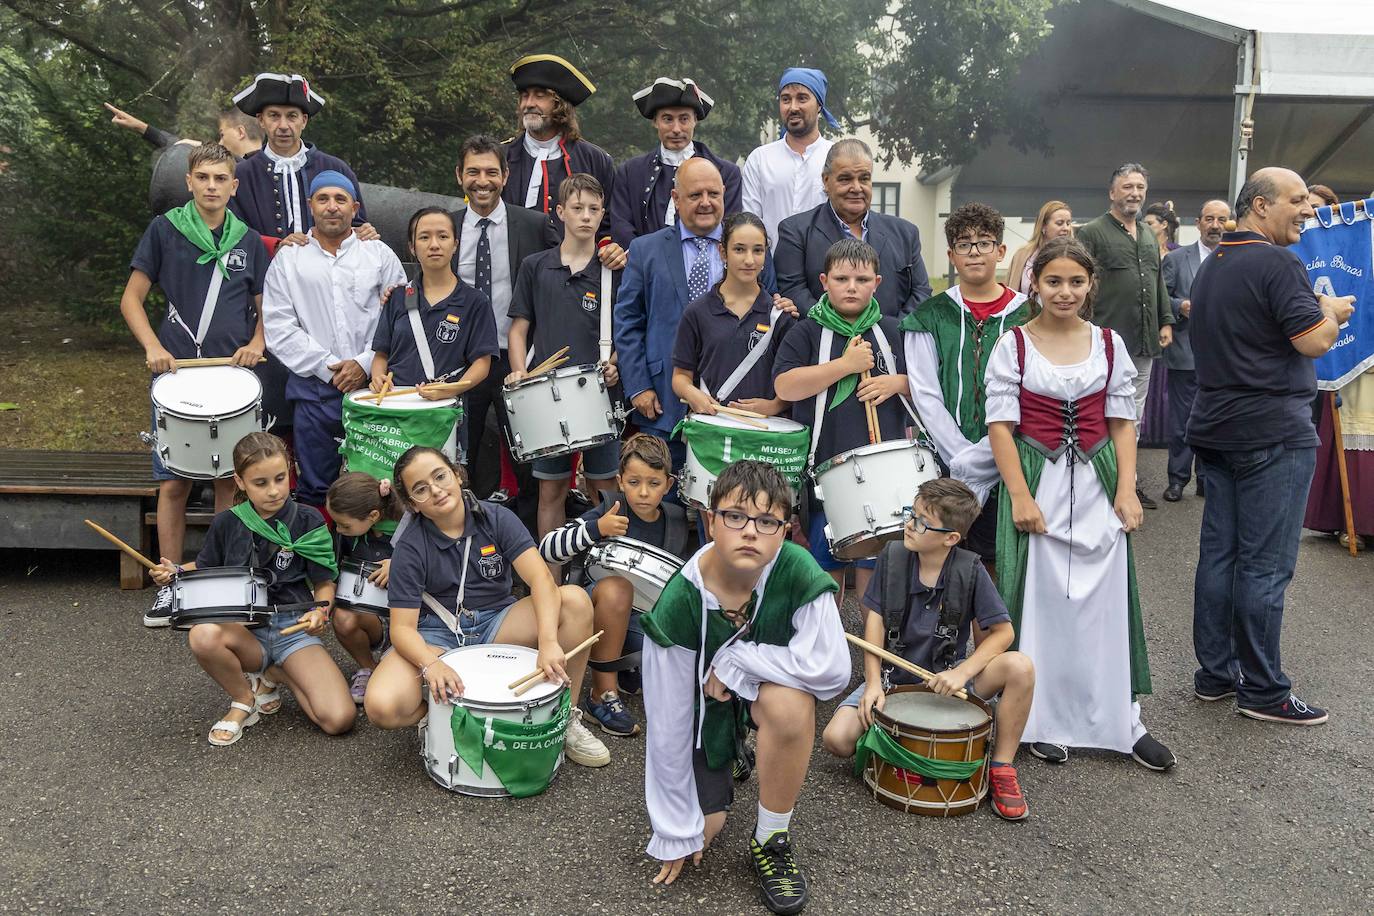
[475,218,493,302]
[688,236,712,301]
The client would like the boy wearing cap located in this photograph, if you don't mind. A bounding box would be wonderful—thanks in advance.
[610,77,742,250]
[262,171,406,510]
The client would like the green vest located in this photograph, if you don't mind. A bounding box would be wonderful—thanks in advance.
[901,291,1031,443]
[641,540,838,769]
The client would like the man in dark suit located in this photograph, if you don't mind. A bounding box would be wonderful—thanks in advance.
[609,77,742,250]
[1161,198,1230,502]
[452,135,561,504]
[774,138,931,319]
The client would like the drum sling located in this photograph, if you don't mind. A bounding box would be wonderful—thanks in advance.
[879,541,979,673]
[708,305,782,403]
[853,724,985,781]
[450,690,571,798]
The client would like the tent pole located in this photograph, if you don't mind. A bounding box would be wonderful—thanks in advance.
[1228,33,1256,205]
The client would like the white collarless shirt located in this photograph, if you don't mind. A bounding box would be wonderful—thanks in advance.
[456,201,514,347]
[262,231,407,383]
[740,134,834,248]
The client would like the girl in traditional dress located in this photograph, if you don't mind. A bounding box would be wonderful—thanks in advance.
[974,237,1175,770]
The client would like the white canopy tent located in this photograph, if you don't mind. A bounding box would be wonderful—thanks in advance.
[948,0,1374,218]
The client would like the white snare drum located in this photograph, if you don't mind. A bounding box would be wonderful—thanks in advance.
[169,566,272,630]
[584,537,683,612]
[335,559,389,618]
[813,438,939,560]
[503,364,621,462]
[421,644,567,797]
[678,412,806,509]
[146,366,263,478]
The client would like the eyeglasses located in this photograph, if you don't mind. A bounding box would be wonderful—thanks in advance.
[711,508,786,536]
[902,506,956,534]
[408,468,455,504]
[952,239,998,255]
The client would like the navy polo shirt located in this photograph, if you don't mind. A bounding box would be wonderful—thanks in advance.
[774,316,910,467]
[672,288,795,401]
[388,498,537,623]
[337,529,393,564]
[862,548,1010,678]
[372,278,498,386]
[1187,231,1327,450]
[130,215,268,360]
[509,248,620,368]
[196,499,333,605]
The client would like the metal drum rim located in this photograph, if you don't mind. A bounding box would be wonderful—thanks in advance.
[810,436,923,479]
[872,684,994,734]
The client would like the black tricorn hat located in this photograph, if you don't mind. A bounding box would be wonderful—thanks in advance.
[233,72,325,117]
[633,78,713,121]
[509,54,596,107]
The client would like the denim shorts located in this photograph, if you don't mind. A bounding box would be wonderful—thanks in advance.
[807,508,877,572]
[251,609,325,668]
[531,438,621,481]
[414,604,515,652]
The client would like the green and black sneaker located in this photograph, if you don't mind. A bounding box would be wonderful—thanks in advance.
[749,830,808,914]
[732,743,755,782]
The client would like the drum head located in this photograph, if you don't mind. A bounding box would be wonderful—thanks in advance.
[347,390,456,410]
[440,644,561,704]
[883,688,990,730]
[688,412,803,434]
[152,366,262,417]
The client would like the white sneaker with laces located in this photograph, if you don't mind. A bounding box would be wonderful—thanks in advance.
[563,708,611,767]
[143,586,174,628]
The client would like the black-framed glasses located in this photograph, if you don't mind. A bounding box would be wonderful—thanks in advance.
[902,506,956,534]
[952,239,998,255]
[712,508,786,536]
[408,468,455,504]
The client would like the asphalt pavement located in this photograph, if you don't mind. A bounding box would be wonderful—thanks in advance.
[2,453,1371,914]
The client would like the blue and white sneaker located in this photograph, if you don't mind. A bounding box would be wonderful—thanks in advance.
[582,691,640,737]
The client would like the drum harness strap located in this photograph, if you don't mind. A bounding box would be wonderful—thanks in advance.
[418,494,483,641]
[879,541,980,681]
[808,326,925,471]
[707,305,783,403]
[405,287,457,384]
[167,252,229,358]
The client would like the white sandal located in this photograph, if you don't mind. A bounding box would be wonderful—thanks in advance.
[247,672,282,715]
[208,701,260,747]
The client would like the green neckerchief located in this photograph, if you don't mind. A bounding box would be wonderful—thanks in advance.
[164,200,249,279]
[231,501,339,577]
[808,293,883,409]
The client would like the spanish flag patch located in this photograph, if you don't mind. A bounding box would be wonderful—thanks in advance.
[445,314,461,323]
[480,544,496,556]
[755,323,770,332]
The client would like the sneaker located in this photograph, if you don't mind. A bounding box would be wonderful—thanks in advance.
[582,691,640,737]
[563,708,611,767]
[349,668,373,706]
[1239,693,1329,726]
[1131,732,1177,771]
[486,487,514,505]
[733,742,756,782]
[143,586,174,628]
[1194,686,1237,702]
[617,666,642,696]
[1028,742,1068,764]
[749,830,809,915]
[988,764,1029,820]
[1136,487,1158,510]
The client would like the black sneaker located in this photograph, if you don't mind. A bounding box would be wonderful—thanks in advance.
[143,585,174,628]
[1194,686,1237,702]
[733,742,756,782]
[1239,694,1329,725]
[1136,487,1158,510]
[617,666,642,696]
[1131,732,1176,771]
[1028,742,1068,764]
[486,487,514,505]
[749,830,808,915]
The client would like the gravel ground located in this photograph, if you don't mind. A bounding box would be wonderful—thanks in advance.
[2,453,1371,914]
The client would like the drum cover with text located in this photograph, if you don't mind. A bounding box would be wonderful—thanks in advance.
[340,390,461,482]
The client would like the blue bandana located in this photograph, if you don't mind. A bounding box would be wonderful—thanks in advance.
[308,169,356,199]
[777,67,841,138]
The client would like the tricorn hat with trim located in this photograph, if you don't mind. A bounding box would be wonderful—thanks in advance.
[509,54,596,107]
[633,78,713,121]
[233,72,325,117]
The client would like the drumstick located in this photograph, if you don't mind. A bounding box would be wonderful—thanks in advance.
[524,356,569,380]
[528,346,571,377]
[172,356,267,368]
[376,371,394,403]
[280,620,313,635]
[83,519,157,571]
[860,371,879,444]
[507,630,603,694]
[714,404,767,419]
[711,407,768,430]
[844,633,969,700]
[357,378,476,401]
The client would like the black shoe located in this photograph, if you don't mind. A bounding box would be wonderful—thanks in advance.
[1239,693,1329,725]
[1163,484,1184,502]
[1131,732,1176,771]
[1136,487,1158,510]
[617,666,642,696]
[733,742,756,782]
[1194,685,1237,702]
[1028,742,1068,764]
[567,488,594,511]
[1195,478,1205,497]
[143,585,174,628]
[486,487,514,505]
[749,831,808,915]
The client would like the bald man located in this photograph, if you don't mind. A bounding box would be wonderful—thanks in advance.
[614,158,778,445]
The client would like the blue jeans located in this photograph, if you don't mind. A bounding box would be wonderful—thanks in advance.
[1192,444,1316,709]
[1166,368,1200,486]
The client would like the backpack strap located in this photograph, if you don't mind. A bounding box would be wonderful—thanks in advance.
[879,541,913,650]
[930,547,980,671]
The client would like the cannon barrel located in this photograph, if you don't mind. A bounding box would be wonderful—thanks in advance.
[150,144,463,262]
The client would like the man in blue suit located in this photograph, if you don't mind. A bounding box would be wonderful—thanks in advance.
[614,158,777,446]
[774,138,931,319]
[1161,198,1230,502]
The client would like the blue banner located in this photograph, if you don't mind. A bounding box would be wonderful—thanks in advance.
[1291,199,1374,390]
